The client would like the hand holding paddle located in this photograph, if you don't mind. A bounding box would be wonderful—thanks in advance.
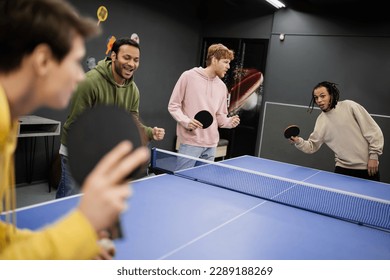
[194,110,213,129]
[77,140,149,239]
[188,110,214,130]
[68,105,149,239]
[284,125,300,143]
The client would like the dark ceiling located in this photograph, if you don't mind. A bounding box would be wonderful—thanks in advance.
[198,0,277,20]
[282,0,387,21]
[142,0,390,21]
[156,0,387,22]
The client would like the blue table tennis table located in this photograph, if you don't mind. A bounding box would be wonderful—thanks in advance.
[3,153,390,259]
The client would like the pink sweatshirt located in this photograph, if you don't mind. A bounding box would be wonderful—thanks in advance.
[168,67,235,147]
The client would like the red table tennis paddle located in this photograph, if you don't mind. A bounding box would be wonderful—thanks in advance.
[284,125,300,139]
[67,105,147,239]
[194,110,213,129]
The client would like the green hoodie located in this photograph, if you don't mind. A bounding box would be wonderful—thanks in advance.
[61,58,153,147]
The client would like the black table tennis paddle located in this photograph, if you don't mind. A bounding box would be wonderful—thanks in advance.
[194,110,213,129]
[67,105,147,239]
[284,125,300,139]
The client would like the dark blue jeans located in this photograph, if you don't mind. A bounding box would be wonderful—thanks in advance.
[55,154,79,198]
[175,144,216,171]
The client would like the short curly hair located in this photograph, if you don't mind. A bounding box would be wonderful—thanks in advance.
[308,81,340,113]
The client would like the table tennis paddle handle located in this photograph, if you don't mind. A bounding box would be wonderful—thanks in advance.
[108,219,123,239]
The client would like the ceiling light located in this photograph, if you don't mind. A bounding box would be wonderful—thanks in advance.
[265,0,286,9]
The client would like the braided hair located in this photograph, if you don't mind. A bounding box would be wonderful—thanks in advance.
[308,81,340,113]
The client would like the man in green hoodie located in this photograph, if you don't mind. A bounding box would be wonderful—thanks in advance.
[56,37,165,198]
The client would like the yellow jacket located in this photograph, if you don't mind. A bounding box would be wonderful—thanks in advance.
[0,85,99,259]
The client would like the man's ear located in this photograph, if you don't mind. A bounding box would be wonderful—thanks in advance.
[32,43,53,76]
[110,51,117,61]
[211,56,218,65]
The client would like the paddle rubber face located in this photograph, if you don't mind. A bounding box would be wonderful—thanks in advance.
[67,105,147,187]
[284,125,300,138]
[67,105,147,240]
[194,110,213,129]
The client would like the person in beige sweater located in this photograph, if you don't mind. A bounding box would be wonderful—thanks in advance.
[289,81,384,181]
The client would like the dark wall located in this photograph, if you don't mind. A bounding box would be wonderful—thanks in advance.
[16,2,390,184]
[15,0,202,184]
[202,8,390,182]
[65,0,202,149]
[258,9,390,182]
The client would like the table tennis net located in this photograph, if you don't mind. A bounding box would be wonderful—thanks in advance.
[151,148,390,231]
